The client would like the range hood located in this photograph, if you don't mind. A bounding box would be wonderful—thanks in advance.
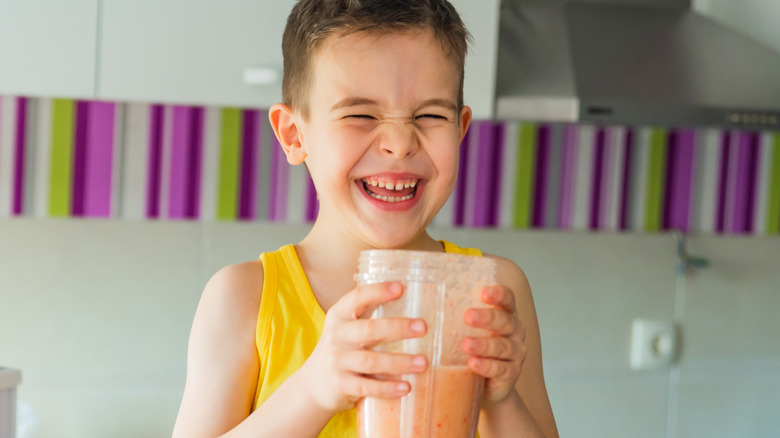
[495,0,780,130]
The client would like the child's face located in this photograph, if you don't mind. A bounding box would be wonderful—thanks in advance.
[296,29,471,248]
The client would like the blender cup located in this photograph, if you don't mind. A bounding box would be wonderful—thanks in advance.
[354,249,496,438]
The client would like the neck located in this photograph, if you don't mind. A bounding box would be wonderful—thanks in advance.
[294,215,444,310]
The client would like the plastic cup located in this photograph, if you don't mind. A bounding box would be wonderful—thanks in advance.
[354,249,496,438]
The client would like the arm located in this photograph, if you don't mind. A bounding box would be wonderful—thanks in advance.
[172,264,426,437]
[471,255,559,438]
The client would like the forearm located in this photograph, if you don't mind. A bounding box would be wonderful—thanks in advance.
[220,370,334,438]
[478,389,547,438]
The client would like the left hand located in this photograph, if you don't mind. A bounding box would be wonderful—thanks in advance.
[462,284,527,406]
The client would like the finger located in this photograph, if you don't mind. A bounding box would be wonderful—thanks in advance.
[331,282,403,320]
[340,373,411,399]
[339,318,427,347]
[340,350,427,375]
[481,285,516,313]
[468,356,520,383]
[464,307,517,336]
[462,336,520,361]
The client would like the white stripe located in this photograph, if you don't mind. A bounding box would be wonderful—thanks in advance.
[605,126,626,231]
[572,125,595,230]
[23,99,38,215]
[33,99,52,218]
[723,132,740,233]
[498,122,519,228]
[631,128,651,232]
[695,129,720,234]
[200,107,221,222]
[0,96,17,217]
[158,105,174,219]
[754,133,774,235]
[119,103,150,220]
[110,103,124,218]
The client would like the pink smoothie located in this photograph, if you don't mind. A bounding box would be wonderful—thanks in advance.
[358,366,483,438]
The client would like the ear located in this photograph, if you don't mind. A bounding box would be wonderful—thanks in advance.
[269,103,307,165]
[458,105,473,143]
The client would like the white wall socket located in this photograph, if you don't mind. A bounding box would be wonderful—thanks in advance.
[630,318,679,370]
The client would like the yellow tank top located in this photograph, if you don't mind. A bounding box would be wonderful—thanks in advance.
[253,241,482,437]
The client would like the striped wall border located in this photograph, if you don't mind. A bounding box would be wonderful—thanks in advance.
[0,95,778,235]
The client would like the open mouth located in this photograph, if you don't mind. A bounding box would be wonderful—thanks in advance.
[361,178,420,203]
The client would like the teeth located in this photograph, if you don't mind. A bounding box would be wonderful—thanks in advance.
[367,191,415,203]
[362,178,419,191]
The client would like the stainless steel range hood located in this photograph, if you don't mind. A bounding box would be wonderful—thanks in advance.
[495,0,780,130]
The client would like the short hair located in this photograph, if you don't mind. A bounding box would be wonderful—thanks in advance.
[281,0,471,118]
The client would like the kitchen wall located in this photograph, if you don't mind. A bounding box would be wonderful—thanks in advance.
[1,95,779,235]
[1,220,778,438]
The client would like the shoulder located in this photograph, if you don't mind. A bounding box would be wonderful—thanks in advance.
[482,253,531,296]
[193,260,265,348]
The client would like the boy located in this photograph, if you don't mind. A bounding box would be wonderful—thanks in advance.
[173,1,558,437]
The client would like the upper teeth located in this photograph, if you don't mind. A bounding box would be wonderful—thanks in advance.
[363,178,417,191]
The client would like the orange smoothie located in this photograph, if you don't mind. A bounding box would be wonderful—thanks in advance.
[358,366,483,438]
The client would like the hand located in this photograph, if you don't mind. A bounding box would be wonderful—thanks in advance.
[462,285,527,406]
[300,282,428,414]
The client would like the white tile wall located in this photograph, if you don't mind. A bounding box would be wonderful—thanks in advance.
[1,220,778,437]
[675,236,780,438]
[460,229,678,438]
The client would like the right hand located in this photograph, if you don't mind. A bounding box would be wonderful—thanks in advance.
[299,281,428,414]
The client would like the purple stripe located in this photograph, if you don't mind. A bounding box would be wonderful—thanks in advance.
[186,107,204,219]
[589,128,606,230]
[664,129,696,231]
[532,125,550,228]
[715,132,731,233]
[168,106,191,219]
[557,125,577,229]
[473,123,495,227]
[239,109,259,220]
[731,132,759,233]
[146,105,164,219]
[745,133,761,233]
[84,101,115,217]
[305,173,318,222]
[12,97,27,215]
[71,101,90,216]
[488,123,506,226]
[619,129,635,230]
[453,129,471,226]
[276,146,290,222]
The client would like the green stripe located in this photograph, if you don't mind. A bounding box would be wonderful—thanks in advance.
[216,108,242,221]
[513,124,537,229]
[49,99,74,217]
[767,133,780,235]
[644,128,668,231]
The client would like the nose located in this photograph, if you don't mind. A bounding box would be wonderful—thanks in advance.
[377,122,419,158]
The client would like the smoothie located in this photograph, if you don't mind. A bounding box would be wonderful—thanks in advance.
[357,366,483,438]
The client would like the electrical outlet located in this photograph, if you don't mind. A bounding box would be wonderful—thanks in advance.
[630,319,678,370]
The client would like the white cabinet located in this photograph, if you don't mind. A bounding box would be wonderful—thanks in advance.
[452,0,500,120]
[0,0,98,98]
[99,0,296,108]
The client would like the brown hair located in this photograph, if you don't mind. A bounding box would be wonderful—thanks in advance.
[281,0,471,118]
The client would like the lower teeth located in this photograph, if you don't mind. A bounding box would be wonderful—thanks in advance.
[368,192,414,203]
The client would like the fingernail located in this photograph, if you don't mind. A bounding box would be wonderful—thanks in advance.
[396,382,409,393]
[411,320,426,334]
[387,282,402,295]
[412,356,426,369]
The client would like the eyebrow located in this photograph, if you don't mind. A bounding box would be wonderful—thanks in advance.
[330,97,458,113]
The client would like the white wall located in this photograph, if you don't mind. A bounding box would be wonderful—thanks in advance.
[1,219,779,437]
[694,0,780,52]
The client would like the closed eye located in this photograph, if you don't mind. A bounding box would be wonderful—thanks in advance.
[416,114,448,120]
[346,114,376,120]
